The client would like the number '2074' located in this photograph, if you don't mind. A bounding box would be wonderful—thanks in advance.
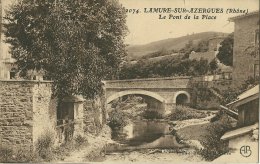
[124,8,140,14]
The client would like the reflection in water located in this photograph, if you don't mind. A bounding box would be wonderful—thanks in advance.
[111,121,172,146]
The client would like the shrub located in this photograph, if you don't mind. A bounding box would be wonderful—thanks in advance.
[0,146,36,163]
[198,114,232,161]
[35,131,55,161]
[210,109,225,122]
[169,105,207,121]
[0,146,13,162]
[107,110,128,130]
[53,135,89,161]
[142,110,163,119]
[75,135,88,147]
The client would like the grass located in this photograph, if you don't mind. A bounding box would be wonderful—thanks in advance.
[53,135,88,161]
[176,122,210,141]
[176,113,233,161]
[0,146,38,163]
[168,105,208,121]
[0,133,88,163]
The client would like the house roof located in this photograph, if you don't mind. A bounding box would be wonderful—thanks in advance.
[227,85,259,107]
[228,10,259,22]
[221,123,258,141]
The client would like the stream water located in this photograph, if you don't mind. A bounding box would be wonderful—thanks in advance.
[107,120,186,152]
[112,120,172,146]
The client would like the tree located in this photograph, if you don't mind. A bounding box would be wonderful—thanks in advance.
[217,33,234,66]
[4,0,127,98]
[209,58,218,74]
[195,40,209,52]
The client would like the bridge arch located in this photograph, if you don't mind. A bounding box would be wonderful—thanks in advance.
[106,89,166,104]
[173,91,191,105]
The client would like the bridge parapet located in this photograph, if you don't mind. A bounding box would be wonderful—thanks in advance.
[103,76,192,89]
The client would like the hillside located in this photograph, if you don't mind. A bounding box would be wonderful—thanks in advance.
[126,32,228,59]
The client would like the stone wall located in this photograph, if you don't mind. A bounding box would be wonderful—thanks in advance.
[104,77,192,89]
[32,82,57,144]
[0,80,57,150]
[83,96,106,135]
[189,51,215,61]
[232,13,259,86]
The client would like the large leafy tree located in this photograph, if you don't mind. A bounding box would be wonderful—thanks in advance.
[4,0,127,98]
[217,33,234,66]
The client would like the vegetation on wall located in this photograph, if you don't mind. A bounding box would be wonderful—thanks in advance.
[221,76,259,105]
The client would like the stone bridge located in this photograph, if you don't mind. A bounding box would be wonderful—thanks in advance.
[103,77,194,115]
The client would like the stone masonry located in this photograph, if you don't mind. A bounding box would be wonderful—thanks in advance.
[229,11,259,86]
[0,80,57,150]
[104,77,193,115]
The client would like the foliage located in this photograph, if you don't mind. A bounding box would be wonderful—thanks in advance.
[35,131,55,161]
[210,109,226,122]
[0,146,36,163]
[0,146,14,162]
[142,110,163,119]
[74,135,88,147]
[198,114,232,161]
[220,87,240,105]
[4,0,127,98]
[119,57,209,79]
[195,40,209,52]
[221,76,259,105]
[208,58,218,74]
[140,48,176,60]
[107,109,128,130]
[168,105,207,121]
[194,87,218,104]
[217,33,234,66]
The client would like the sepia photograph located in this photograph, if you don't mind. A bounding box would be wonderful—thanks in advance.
[0,0,259,163]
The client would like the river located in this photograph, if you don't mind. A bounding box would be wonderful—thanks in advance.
[102,120,203,162]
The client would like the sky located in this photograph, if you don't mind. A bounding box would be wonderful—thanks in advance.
[1,0,259,45]
[119,0,259,45]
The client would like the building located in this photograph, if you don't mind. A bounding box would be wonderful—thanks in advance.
[189,36,225,62]
[227,84,259,127]
[215,85,259,163]
[229,11,260,86]
[0,0,17,79]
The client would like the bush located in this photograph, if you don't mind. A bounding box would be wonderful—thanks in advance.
[169,105,207,121]
[142,110,163,119]
[198,114,232,161]
[53,135,89,161]
[210,109,225,122]
[75,135,88,147]
[35,131,55,161]
[107,110,128,130]
[0,146,36,162]
[0,146,13,162]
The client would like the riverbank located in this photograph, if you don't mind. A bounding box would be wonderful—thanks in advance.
[57,125,113,162]
[104,148,203,162]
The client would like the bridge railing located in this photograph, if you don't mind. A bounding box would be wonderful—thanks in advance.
[103,76,193,89]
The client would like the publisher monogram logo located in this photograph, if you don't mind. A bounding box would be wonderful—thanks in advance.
[240,146,252,157]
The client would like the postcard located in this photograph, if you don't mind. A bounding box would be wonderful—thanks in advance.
[0,0,259,163]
